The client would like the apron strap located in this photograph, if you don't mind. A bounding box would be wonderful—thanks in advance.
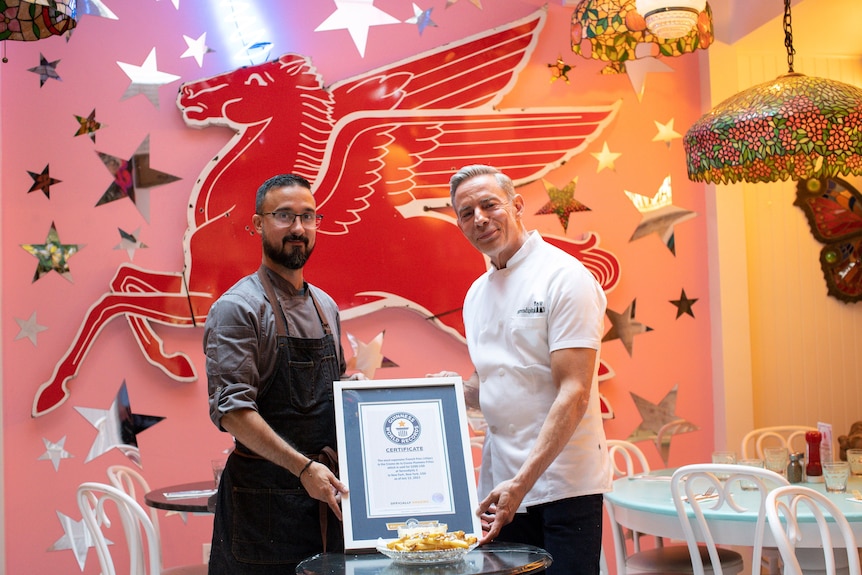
[316,446,340,552]
[257,266,288,338]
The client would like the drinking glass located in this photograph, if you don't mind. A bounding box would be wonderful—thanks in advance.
[764,446,789,477]
[737,458,764,490]
[846,448,862,476]
[712,451,736,480]
[822,461,850,493]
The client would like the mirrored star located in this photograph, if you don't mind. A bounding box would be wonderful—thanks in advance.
[181,32,212,67]
[38,436,73,471]
[114,227,148,260]
[603,298,653,356]
[625,176,696,255]
[21,222,83,283]
[406,3,437,35]
[547,56,573,84]
[75,381,165,467]
[627,384,698,464]
[653,117,682,146]
[535,177,590,233]
[315,0,400,57]
[625,54,673,101]
[95,135,181,222]
[117,48,181,108]
[74,109,103,142]
[27,165,61,198]
[28,53,62,87]
[346,331,398,379]
[591,141,621,173]
[15,311,48,345]
[48,511,99,571]
[670,288,698,318]
[78,0,118,19]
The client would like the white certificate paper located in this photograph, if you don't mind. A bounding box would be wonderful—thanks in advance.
[359,400,455,517]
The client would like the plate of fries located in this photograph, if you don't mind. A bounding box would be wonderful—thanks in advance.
[376,529,479,565]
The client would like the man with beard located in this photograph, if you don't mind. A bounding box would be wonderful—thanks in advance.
[204,174,350,574]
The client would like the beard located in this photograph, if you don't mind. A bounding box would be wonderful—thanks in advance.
[263,233,313,270]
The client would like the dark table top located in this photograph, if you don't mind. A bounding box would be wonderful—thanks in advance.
[144,480,217,513]
[296,542,552,575]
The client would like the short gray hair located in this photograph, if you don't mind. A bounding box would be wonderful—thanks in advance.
[449,164,516,207]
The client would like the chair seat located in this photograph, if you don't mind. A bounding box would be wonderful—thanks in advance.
[626,544,744,574]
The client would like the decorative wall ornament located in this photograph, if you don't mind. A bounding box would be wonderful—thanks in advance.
[794,177,862,303]
[32,10,623,416]
[603,298,653,356]
[685,0,862,184]
[0,0,76,42]
[571,0,712,74]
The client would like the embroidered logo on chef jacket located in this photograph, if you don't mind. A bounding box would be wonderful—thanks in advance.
[384,412,421,444]
[516,300,546,316]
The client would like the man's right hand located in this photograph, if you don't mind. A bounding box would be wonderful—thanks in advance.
[300,461,348,520]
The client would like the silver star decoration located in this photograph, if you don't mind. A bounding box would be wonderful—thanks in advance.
[15,311,48,345]
[315,0,400,57]
[627,384,698,465]
[625,53,673,101]
[47,511,101,571]
[406,3,437,35]
[114,227,148,260]
[38,436,73,471]
[28,53,62,87]
[625,176,696,255]
[602,299,653,357]
[117,48,181,109]
[181,32,212,67]
[75,381,165,466]
[78,0,118,19]
[346,331,396,379]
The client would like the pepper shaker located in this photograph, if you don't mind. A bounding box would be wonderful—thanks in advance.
[787,452,803,484]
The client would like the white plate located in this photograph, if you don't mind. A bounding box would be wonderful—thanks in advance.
[376,539,477,565]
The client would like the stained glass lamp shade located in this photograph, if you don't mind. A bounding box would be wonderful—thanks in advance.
[0,0,77,42]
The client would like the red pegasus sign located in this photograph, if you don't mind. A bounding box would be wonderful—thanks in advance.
[32,10,621,417]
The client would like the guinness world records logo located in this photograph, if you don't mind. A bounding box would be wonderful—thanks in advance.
[384,412,421,444]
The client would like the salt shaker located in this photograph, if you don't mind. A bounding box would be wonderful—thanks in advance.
[787,452,803,484]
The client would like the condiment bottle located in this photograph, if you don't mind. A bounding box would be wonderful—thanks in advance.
[805,430,823,482]
[787,452,803,484]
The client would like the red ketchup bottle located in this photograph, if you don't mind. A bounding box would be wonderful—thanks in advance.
[805,430,823,482]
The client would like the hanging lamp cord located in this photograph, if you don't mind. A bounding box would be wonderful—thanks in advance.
[783,0,795,73]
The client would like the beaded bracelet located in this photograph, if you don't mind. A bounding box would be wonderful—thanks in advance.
[299,458,315,478]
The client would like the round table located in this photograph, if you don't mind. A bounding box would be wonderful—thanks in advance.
[144,480,218,514]
[296,542,551,575]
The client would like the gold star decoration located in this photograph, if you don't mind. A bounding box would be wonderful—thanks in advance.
[20,222,84,283]
[74,109,103,142]
[591,141,621,173]
[27,165,61,198]
[548,56,573,83]
[625,176,697,255]
[95,135,181,222]
[670,288,698,318]
[602,298,652,356]
[535,177,590,233]
[652,118,682,146]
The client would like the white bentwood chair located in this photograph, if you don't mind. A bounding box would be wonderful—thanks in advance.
[79,480,207,575]
[741,426,816,459]
[671,464,790,575]
[605,440,709,574]
[765,485,859,575]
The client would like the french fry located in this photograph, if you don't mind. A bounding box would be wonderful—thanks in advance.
[386,529,478,551]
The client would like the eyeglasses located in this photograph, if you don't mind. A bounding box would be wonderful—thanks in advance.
[260,211,324,229]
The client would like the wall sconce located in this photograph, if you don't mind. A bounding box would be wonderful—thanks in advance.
[635,0,706,39]
[684,0,862,185]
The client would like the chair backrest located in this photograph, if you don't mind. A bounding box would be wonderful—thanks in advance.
[607,439,650,479]
[671,464,789,575]
[106,464,161,542]
[77,481,162,575]
[765,485,861,575]
[741,426,816,459]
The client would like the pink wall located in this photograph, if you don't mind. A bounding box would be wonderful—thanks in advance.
[1,0,712,571]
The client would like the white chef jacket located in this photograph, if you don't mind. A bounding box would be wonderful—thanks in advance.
[463,231,611,509]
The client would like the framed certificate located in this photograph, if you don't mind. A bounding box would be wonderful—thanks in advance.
[334,376,482,550]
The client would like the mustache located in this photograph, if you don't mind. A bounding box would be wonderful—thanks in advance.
[283,235,308,246]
